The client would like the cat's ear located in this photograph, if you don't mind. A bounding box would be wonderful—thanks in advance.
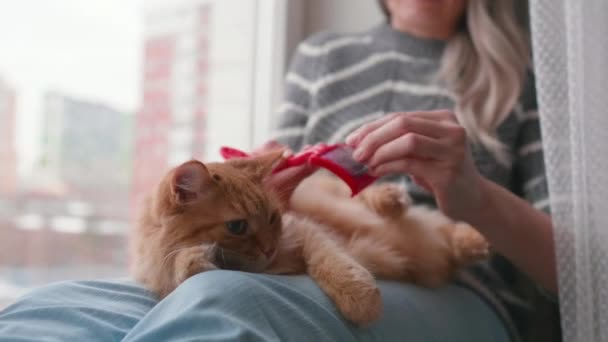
[171,160,212,205]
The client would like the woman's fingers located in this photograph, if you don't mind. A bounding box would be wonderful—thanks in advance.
[345,113,397,146]
[408,110,458,123]
[347,110,458,146]
[270,164,316,187]
[367,133,447,168]
[348,110,458,143]
[264,164,317,203]
[352,115,453,162]
[369,158,433,179]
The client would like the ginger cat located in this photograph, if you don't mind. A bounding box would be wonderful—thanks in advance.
[130,152,489,325]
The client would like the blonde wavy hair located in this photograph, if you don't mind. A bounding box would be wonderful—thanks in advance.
[378,0,530,164]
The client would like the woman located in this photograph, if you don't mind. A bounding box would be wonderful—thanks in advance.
[0,1,559,341]
[272,0,560,341]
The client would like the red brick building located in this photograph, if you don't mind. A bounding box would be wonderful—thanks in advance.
[131,4,210,217]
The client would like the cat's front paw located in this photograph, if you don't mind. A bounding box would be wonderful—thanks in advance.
[359,183,410,218]
[330,264,383,326]
[174,244,218,285]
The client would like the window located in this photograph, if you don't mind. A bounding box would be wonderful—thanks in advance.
[0,0,287,307]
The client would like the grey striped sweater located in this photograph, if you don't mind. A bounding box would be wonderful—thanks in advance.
[272,23,560,341]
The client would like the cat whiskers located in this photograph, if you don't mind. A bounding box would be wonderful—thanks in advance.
[219,245,227,268]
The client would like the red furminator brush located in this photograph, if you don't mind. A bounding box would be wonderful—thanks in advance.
[219,144,377,196]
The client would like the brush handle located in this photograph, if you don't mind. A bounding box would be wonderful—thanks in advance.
[271,144,334,173]
[309,144,377,196]
[219,146,251,159]
[220,144,336,172]
[219,145,316,172]
[219,144,377,195]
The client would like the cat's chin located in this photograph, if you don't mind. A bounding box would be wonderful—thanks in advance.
[212,247,271,273]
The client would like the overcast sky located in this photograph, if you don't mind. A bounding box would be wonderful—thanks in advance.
[0,0,145,175]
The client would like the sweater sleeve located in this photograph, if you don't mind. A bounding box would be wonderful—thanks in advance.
[270,33,330,151]
[513,72,551,214]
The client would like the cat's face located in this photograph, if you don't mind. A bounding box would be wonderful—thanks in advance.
[153,152,284,273]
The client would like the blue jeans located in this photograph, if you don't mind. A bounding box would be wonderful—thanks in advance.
[0,271,509,341]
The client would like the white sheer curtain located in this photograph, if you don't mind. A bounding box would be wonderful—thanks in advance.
[530,1,608,341]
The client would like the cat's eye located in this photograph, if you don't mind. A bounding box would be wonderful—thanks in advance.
[225,220,248,235]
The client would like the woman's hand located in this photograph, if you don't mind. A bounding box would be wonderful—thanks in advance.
[347,111,558,292]
[254,141,317,203]
[346,110,484,221]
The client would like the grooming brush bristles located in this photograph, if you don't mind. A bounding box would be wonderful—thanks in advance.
[321,146,369,176]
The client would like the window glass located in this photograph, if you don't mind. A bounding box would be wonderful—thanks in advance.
[0,0,268,307]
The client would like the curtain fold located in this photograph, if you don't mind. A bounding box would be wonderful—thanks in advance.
[529,1,608,341]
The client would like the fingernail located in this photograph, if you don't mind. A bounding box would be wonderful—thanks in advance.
[345,134,355,145]
[353,148,365,161]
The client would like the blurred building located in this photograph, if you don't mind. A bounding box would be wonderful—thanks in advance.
[38,92,133,200]
[0,189,127,309]
[132,2,210,215]
[0,78,17,195]
[0,92,132,293]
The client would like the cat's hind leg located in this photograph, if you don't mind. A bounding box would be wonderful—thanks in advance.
[440,223,490,267]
